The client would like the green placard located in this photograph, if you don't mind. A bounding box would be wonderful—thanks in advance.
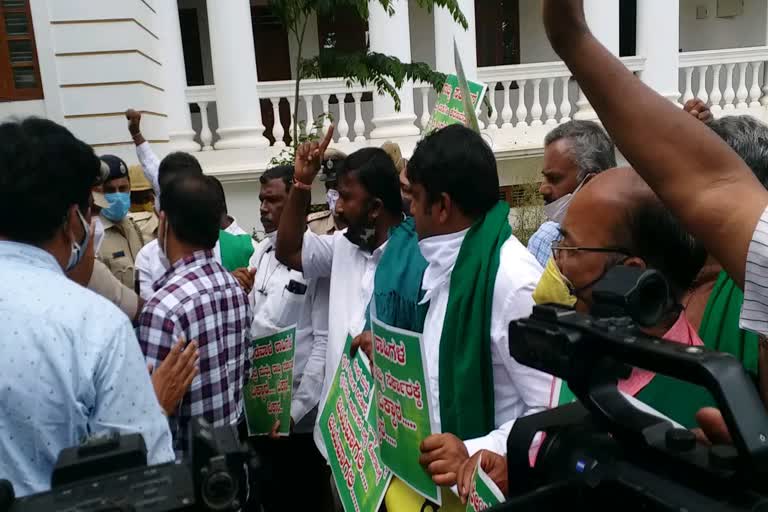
[371,317,440,505]
[466,456,505,512]
[425,74,487,134]
[244,325,296,436]
[320,334,392,512]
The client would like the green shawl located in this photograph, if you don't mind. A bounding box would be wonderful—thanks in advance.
[218,230,255,271]
[699,270,759,374]
[371,217,429,332]
[439,202,511,439]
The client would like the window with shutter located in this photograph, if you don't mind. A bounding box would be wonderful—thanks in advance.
[0,0,43,101]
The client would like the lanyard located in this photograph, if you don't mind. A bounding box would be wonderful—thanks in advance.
[256,247,281,296]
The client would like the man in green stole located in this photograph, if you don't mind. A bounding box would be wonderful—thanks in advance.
[378,126,552,510]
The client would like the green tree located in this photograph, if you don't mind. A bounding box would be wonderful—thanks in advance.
[268,0,467,147]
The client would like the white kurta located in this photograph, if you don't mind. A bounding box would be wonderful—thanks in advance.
[417,229,553,457]
[300,230,387,459]
[247,236,330,433]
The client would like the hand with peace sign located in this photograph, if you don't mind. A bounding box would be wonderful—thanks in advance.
[294,125,335,188]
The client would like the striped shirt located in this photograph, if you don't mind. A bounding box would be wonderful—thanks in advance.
[527,221,561,268]
[741,206,768,335]
[137,250,252,455]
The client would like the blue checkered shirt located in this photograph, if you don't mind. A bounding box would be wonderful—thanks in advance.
[527,221,561,268]
[137,250,252,456]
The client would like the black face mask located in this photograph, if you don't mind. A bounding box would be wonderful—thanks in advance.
[343,202,377,252]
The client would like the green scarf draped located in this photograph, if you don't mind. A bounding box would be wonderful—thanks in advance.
[218,230,255,271]
[371,217,429,332]
[439,202,510,439]
[700,270,759,374]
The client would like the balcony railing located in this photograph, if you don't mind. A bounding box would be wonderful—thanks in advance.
[185,57,649,152]
[679,46,768,115]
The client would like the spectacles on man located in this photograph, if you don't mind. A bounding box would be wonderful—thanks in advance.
[551,240,632,261]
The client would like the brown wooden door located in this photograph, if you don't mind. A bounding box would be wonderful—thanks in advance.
[252,6,292,145]
[475,0,520,67]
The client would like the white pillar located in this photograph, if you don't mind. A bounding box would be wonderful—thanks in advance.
[637,0,680,103]
[434,0,477,79]
[368,0,420,138]
[160,0,199,152]
[206,0,268,149]
[575,0,620,120]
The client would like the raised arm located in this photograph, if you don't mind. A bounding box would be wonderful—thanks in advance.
[542,0,768,288]
[275,126,334,271]
[126,109,161,198]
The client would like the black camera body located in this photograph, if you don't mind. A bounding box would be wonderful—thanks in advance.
[494,267,768,511]
[3,418,255,512]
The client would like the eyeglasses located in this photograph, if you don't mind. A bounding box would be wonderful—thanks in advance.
[551,240,632,261]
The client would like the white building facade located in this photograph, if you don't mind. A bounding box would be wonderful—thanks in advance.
[2,0,768,232]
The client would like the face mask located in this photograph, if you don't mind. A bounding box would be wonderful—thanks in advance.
[326,189,339,213]
[533,257,577,307]
[102,192,131,222]
[130,201,155,213]
[92,217,105,254]
[65,209,91,272]
[344,202,377,252]
[543,180,589,224]
[265,230,277,242]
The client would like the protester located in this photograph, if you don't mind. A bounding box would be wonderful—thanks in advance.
[128,110,257,298]
[0,117,173,496]
[128,164,159,242]
[540,0,768,441]
[681,111,768,376]
[95,154,146,289]
[363,124,549,509]
[242,164,333,511]
[527,120,616,267]
[307,148,348,235]
[275,127,406,463]
[456,166,708,500]
[137,174,251,456]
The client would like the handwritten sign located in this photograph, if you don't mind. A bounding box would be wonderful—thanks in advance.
[466,456,505,512]
[244,325,296,436]
[320,334,391,512]
[425,74,487,134]
[372,318,439,504]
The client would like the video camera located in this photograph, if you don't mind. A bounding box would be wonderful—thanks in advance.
[1,418,259,512]
[496,266,768,511]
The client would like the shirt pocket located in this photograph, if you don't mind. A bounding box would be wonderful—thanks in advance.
[268,278,307,328]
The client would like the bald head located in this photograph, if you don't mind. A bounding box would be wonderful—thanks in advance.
[560,167,705,310]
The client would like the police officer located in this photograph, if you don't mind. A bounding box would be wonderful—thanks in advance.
[128,164,159,243]
[96,155,145,290]
[307,148,347,235]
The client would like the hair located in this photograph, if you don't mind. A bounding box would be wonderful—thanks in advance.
[208,176,228,216]
[339,148,402,217]
[0,117,99,244]
[260,165,293,191]
[616,195,707,303]
[161,173,220,249]
[544,120,617,182]
[407,124,498,219]
[709,115,768,189]
[158,152,203,193]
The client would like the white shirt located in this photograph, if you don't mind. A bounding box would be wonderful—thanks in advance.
[418,229,552,457]
[135,219,251,300]
[300,230,387,458]
[136,141,161,199]
[741,206,768,335]
[247,235,330,433]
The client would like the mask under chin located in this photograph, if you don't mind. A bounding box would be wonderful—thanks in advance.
[344,225,376,251]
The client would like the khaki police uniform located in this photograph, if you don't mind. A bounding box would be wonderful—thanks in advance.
[307,210,337,236]
[97,215,145,290]
[88,259,139,320]
[128,210,159,243]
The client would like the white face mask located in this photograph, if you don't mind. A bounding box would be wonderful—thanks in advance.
[543,180,588,224]
[326,189,339,213]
